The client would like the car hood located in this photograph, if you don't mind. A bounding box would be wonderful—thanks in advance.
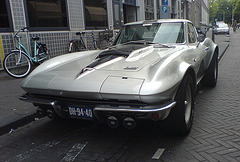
[21,44,182,103]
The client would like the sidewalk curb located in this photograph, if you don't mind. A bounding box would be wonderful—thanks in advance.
[0,108,36,128]
[218,44,229,61]
[0,112,37,136]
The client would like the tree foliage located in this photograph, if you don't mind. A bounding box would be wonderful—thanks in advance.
[209,0,240,24]
[234,0,240,22]
[210,0,219,18]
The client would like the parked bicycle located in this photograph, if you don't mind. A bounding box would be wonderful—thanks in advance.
[3,27,49,78]
[68,29,113,53]
[98,29,114,49]
[69,31,97,53]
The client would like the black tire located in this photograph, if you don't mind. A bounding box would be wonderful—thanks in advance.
[3,51,32,78]
[201,53,218,87]
[98,39,109,49]
[168,74,195,136]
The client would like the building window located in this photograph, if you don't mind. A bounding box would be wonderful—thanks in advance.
[26,0,67,29]
[157,0,160,19]
[113,3,121,28]
[0,0,12,31]
[145,0,154,20]
[84,0,108,29]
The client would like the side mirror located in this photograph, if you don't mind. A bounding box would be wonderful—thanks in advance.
[198,34,205,42]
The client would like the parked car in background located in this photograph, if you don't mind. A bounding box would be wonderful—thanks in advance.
[214,22,230,34]
[20,19,219,136]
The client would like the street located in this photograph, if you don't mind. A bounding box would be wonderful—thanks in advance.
[0,31,239,161]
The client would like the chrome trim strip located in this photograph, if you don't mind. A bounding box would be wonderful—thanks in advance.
[94,101,176,113]
[19,95,54,105]
[20,94,176,113]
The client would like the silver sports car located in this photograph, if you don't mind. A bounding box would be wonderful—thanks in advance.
[20,19,218,136]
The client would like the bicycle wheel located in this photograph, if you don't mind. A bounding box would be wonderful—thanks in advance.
[3,51,32,78]
[98,39,110,49]
[70,40,86,53]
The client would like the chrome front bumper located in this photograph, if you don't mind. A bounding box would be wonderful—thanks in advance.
[20,93,176,121]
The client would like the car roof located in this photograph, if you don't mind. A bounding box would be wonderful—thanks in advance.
[124,19,191,26]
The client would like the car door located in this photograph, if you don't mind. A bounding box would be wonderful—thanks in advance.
[187,22,207,80]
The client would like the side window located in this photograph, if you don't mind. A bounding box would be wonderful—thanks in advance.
[188,23,197,43]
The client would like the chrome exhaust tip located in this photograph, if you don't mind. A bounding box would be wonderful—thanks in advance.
[36,107,46,118]
[123,117,136,130]
[107,116,119,129]
[46,109,56,120]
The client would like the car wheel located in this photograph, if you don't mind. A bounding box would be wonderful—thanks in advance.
[201,53,218,87]
[167,74,195,136]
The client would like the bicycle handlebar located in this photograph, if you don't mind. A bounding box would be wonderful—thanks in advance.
[21,26,28,31]
[76,31,85,35]
[14,27,28,37]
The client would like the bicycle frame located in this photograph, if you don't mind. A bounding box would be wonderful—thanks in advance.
[89,31,97,50]
[14,32,47,64]
[4,26,48,78]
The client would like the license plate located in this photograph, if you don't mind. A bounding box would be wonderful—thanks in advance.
[68,105,94,119]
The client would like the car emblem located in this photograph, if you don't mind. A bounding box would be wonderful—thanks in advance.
[124,67,138,70]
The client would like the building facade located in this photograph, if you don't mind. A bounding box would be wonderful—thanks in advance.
[0,0,209,70]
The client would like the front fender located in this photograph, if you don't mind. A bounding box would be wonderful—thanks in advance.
[140,53,194,104]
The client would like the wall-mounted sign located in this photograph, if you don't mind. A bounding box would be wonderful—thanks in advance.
[162,6,168,13]
[160,5,170,19]
[162,0,168,5]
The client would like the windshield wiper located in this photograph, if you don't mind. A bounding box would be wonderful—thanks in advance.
[122,40,175,48]
[122,40,155,45]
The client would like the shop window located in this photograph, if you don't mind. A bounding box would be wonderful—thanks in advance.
[26,0,67,29]
[0,0,12,31]
[123,5,137,24]
[84,0,108,29]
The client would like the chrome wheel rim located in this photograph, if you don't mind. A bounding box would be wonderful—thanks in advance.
[184,85,192,123]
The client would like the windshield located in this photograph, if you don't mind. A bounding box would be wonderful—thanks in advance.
[218,23,228,28]
[113,22,184,45]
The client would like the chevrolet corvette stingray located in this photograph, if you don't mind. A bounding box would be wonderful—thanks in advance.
[20,19,218,136]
